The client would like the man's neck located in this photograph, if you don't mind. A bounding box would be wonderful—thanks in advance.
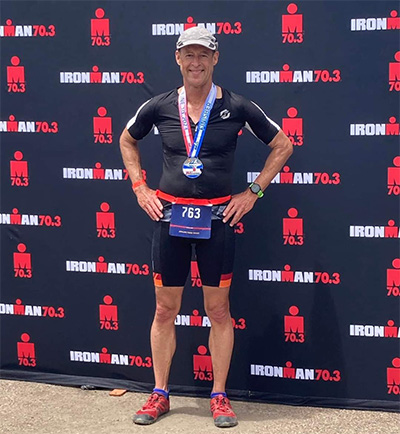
[182,81,213,107]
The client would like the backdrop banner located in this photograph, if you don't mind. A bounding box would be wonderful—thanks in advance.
[1,0,399,412]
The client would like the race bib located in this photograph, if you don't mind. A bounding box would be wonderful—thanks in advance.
[169,204,212,239]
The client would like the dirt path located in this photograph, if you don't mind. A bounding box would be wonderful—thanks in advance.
[0,380,399,434]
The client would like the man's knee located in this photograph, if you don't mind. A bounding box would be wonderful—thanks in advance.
[154,286,183,324]
[154,300,180,324]
[205,302,231,325]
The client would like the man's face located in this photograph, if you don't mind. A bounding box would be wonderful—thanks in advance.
[175,45,219,88]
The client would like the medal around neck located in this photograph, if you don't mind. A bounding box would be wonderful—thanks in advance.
[178,83,217,180]
[182,157,203,179]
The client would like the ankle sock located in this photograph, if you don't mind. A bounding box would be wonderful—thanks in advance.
[153,388,169,399]
[211,392,227,398]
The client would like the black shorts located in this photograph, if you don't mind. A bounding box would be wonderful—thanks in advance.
[151,218,235,288]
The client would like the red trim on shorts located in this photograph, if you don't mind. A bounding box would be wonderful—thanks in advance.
[156,190,231,206]
[219,273,233,288]
[153,272,163,287]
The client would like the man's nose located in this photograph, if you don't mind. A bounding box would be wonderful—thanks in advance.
[191,55,201,65]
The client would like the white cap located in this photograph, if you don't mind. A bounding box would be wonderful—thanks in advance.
[176,27,218,51]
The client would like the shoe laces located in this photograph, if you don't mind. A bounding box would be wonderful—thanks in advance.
[213,395,231,413]
[143,393,162,409]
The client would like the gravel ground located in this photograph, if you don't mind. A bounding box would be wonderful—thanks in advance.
[0,380,399,434]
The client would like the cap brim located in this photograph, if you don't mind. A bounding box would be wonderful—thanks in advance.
[177,40,217,51]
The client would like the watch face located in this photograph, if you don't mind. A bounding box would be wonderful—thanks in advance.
[250,183,261,193]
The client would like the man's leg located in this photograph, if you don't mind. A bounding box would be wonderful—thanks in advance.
[197,219,237,428]
[151,285,184,390]
[203,284,237,428]
[134,220,190,425]
[150,220,191,390]
[202,285,233,394]
[133,285,184,425]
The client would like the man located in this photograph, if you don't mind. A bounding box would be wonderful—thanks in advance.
[119,27,292,428]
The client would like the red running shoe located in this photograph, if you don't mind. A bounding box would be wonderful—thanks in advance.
[133,392,170,425]
[210,394,238,428]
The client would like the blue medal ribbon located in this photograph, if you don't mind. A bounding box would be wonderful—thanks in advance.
[178,83,217,158]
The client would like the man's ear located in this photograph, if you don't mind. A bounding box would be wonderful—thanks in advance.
[175,50,181,66]
[213,51,220,66]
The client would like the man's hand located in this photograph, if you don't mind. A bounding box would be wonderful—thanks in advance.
[222,189,258,227]
[134,185,164,221]
[221,129,292,227]
[120,128,164,221]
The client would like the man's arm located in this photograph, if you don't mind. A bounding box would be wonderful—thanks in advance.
[119,128,163,221]
[222,129,293,226]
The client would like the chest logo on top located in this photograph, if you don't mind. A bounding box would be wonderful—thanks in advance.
[220,109,230,120]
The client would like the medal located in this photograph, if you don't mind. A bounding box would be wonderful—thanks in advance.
[182,157,203,179]
[178,84,217,179]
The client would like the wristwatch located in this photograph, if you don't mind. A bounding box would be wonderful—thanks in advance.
[249,182,264,198]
